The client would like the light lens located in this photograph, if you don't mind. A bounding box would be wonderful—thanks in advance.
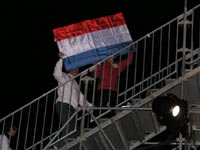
[172,105,180,117]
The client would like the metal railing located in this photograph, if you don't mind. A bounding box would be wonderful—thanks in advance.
[0,3,200,150]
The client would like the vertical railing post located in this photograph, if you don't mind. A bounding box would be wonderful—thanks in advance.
[180,0,188,100]
[79,75,94,150]
[180,1,188,149]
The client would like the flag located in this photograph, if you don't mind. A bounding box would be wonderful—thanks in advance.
[53,12,133,71]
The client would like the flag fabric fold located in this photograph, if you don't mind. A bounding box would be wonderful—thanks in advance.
[53,12,133,71]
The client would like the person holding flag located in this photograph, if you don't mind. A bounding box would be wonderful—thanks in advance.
[53,51,93,148]
[92,50,133,119]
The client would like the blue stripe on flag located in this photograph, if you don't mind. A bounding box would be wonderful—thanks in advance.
[63,41,134,71]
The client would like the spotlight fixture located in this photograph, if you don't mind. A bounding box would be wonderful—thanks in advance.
[152,93,188,133]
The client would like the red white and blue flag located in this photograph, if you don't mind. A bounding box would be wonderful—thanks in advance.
[53,12,133,71]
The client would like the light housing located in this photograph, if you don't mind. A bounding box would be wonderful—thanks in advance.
[152,93,188,133]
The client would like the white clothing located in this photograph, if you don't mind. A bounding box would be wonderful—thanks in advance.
[53,59,92,110]
[0,135,12,150]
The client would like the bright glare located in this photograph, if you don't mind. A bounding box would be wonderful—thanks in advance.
[172,105,180,117]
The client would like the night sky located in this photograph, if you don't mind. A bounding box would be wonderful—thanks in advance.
[1,0,199,118]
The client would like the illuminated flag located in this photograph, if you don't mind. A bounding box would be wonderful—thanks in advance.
[53,12,133,71]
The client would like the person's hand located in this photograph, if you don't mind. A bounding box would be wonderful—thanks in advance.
[88,102,93,107]
[86,101,93,113]
[92,61,97,65]
[58,51,64,58]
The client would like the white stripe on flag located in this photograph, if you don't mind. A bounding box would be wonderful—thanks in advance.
[57,24,132,58]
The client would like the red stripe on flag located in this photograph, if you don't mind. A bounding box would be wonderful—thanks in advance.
[53,12,125,41]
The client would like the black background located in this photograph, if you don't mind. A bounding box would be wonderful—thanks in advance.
[1,0,199,117]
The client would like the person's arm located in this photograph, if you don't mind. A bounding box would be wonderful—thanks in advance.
[53,59,66,83]
[118,51,133,72]
[53,51,67,83]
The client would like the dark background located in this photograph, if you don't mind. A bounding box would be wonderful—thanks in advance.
[1,0,199,117]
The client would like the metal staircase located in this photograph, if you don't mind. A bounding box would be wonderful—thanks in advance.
[61,65,200,150]
[1,3,200,150]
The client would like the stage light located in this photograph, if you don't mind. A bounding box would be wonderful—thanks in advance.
[152,93,188,133]
[172,105,180,117]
